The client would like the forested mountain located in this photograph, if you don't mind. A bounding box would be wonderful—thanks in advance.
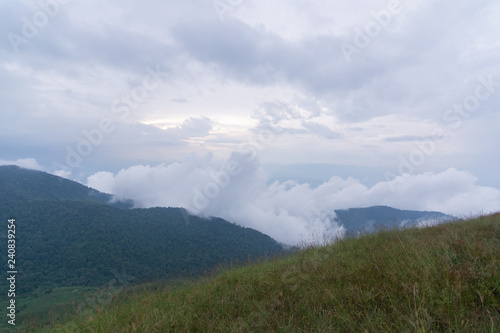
[0,166,285,293]
[334,205,452,233]
[0,165,453,295]
[0,165,133,208]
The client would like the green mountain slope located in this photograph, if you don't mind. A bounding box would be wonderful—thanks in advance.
[0,165,133,208]
[0,166,285,294]
[39,213,500,332]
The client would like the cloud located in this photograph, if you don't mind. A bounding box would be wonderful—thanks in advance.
[1,0,499,183]
[0,158,43,170]
[86,171,115,194]
[165,117,213,138]
[383,134,446,142]
[87,152,224,209]
[170,0,500,123]
[86,152,500,245]
[301,121,341,140]
[373,169,500,214]
[170,98,188,103]
[0,158,72,178]
[171,19,353,93]
[249,99,341,141]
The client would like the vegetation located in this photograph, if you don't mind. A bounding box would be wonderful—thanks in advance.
[22,213,500,332]
[1,200,285,294]
[9,286,96,327]
[0,165,287,328]
[0,166,286,295]
[1,165,497,331]
[0,165,122,205]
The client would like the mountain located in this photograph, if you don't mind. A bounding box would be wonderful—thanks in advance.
[334,205,452,233]
[0,165,453,294]
[0,165,133,208]
[0,165,285,293]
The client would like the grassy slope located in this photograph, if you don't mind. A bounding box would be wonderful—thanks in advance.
[29,214,500,332]
[12,287,96,326]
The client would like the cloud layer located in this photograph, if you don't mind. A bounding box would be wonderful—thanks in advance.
[86,153,500,244]
[2,1,499,244]
[1,0,499,186]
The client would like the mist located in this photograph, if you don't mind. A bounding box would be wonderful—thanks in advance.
[87,151,500,244]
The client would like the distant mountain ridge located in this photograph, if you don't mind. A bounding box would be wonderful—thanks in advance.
[334,206,452,233]
[0,165,285,293]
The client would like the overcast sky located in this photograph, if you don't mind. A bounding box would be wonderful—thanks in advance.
[1,0,499,243]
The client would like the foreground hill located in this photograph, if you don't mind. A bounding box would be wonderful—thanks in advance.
[0,166,285,294]
[36,213,499,332]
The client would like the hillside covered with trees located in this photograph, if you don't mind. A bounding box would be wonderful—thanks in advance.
[0,166,286,294]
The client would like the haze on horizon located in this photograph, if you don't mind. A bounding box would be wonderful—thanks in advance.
[1,0,499,243]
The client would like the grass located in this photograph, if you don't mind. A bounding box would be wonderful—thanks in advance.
[17,213,500,332]
[0,286,96,332]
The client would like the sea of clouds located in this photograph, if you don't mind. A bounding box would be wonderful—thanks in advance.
[82,151,500,244]
[2,155,499,244]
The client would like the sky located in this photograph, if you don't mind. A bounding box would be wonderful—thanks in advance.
[1,0,500,244]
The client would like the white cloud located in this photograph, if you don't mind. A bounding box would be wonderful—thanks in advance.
[52,169,72,179]
[86,152,500,244]
[0,158,72,178]
[0,158,43,170]
[376,169,500,214]
[87,171,115,194]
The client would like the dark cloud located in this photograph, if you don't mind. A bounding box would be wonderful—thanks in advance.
[383,134,446,142]
[170,19,385,95]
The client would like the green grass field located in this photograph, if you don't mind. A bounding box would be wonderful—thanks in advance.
[12,213,500,332]
[1,286,96,332]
